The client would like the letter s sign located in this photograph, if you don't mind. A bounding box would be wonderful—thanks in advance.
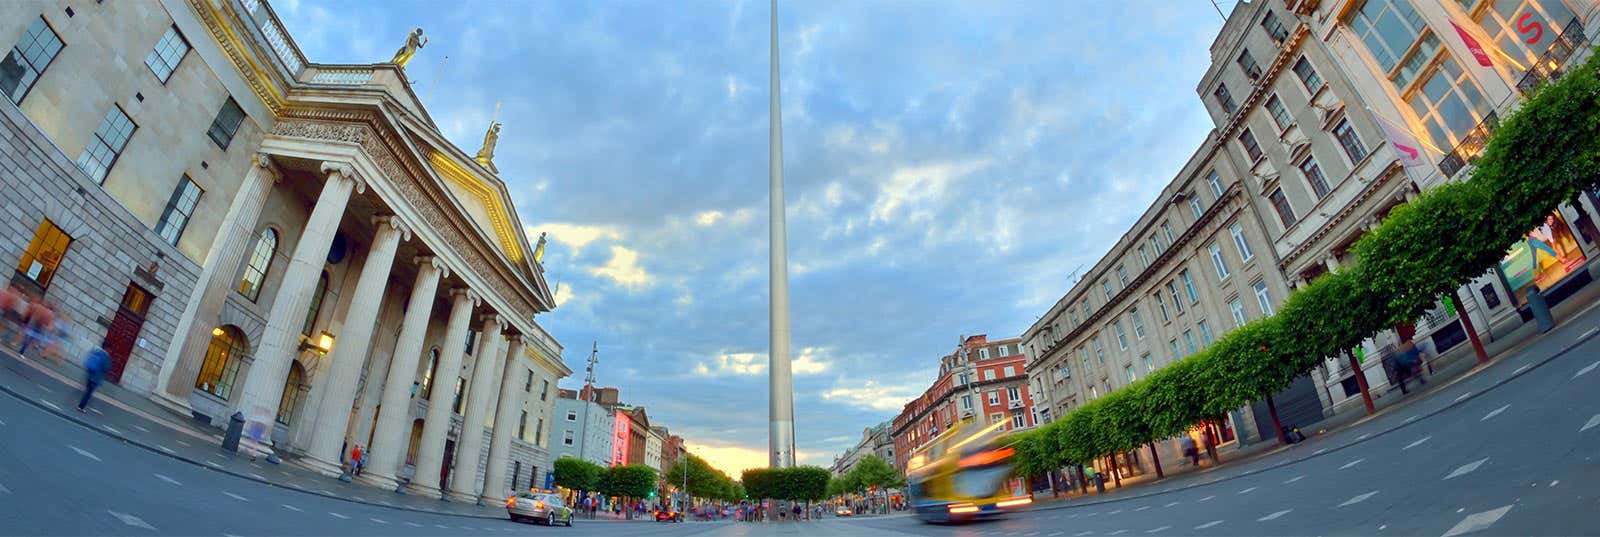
[1516,12,1544,44]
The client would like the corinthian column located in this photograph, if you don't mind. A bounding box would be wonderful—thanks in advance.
[359,256,447,490]
[409,288,478,496]
[155,153,279,410]
[447,315,505,503]
[300,216,409,476]
[235,162,364,456]
[479,335,527,502]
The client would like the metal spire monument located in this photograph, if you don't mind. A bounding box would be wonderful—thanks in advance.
[767,0,796,469]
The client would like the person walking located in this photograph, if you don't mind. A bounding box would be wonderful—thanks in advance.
[1394,338,1426,394]
[18,298,54,357]
[78,345,111,412]
[1180,434,1199,467]
[349,445,364,476]
[0,284,23,344]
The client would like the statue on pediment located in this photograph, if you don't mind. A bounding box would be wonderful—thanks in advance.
[534,232,548,265]
[390,28,428,68]
[476,121,501,172]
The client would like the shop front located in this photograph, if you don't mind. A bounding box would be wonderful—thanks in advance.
[1496,203,1597,313]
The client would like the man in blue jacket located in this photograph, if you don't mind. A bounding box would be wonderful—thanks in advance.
[78,346,111,412]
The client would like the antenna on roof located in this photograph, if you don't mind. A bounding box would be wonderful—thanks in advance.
[1065,264,1087,285]
[1209,0,1227,22]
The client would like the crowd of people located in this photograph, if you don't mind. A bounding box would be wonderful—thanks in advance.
[2,283,109,412]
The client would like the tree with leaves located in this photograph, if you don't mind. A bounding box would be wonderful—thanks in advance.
[552,456,603,494]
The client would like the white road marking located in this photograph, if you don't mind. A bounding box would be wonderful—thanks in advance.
[1581,414,1600,432]
[223,492,249,502]
[175,440,190,447]
[1358,433,1371,441]
[328,512,349,519]
[131,424,149,433]
[404,522,422,527]
[1405,415,1420,423]
[1258,509,1292,521]
[40,400,61,411]
[1511,364,1530,375]
[1073,531,1094,536]
[1481,404,1510,421]
[1340,458,1364,469]
[1313,448,1327,455]
[0,483,10,494]
[158,446,175,454]
[101,424,120,434]
[281,504,301,512]
[34,383,51,392]
[0,418,6,425]
[1108,531,1128,536]
[1050,533,1065,537]
[1199,495,1215,502]
[319,489,336,496]
[1576,361,1599,379]
[369,518,388,524]
[1194,520,1224,530]
[1550,480,1559,487]
[1339,491,1379,507]
[1237,486,1257,494]
[89,408,103,415]
[1163,502,1180,507]
[435,524,450,529]
[108,510,156,531]
[69,445,101,462]
[1284,475,1306,484]
[1404,436,1432,450]
[1134,505,1150,511]
[249,473,266,481]
[1455,392,1472,402]
[1146,526,1170,533]
[206,461,222,469]
[1580,327,1599,340]
[1441,505,1513,537]
[154,474,181,486]
[1445,457,1489,480]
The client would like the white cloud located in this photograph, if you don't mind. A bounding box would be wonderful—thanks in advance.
[822,378,928,412]
[695,210,725,226]
[553,283,574,307]
[590,245,652,288]
[869,159,990,224]
[526,223,624,256]
[693,347,832,376]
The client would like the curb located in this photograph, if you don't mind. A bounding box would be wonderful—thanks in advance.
[1022,311,1600,513]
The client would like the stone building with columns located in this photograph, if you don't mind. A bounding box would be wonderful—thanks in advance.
[0,0,569,504]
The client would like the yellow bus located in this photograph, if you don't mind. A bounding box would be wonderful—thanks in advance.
[905,419,1032,523]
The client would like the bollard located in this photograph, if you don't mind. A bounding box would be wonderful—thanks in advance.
[1526,287,1554,333]
[221,412,245,453]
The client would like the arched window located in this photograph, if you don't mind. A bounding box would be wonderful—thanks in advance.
[277,361,306,425]
[419,348,440,400]
[237,229,277,301]
[301,271,329,337]
[196,326,245,399]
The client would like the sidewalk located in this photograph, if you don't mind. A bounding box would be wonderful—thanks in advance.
[0,344,632,522]
[1022,293,1600,512]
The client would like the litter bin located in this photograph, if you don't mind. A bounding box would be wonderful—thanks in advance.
[222,411,244,453]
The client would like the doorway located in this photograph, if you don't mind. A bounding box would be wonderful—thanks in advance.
[101,283,151,384]
[440,439,457,488]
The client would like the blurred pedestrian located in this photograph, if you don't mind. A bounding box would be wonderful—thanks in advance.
[0,284,23,344]
[1394,338,1426,394]
[18,297,54,357]
[78,345,111,412]
[1181,434,1199,466]
[350,445,365,476]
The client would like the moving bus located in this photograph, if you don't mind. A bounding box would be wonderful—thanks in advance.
[905,419,1033,523]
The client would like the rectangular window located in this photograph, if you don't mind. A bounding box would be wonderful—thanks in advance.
[1079,348,1090,372]
[1409,55,1494,153]
[1170,339,1182,360]
[566,410,576,421]
[77,105,137,184]
[1229,222,1255,261]
[1130,307,1146,339]
[1124,364,1137,384]
[1143,354,1155,374]
[1206,170,1224,198]
[207,97,247,150]
[1346,0,1433,86]
[1183,330,1199,355]
[1008,386,1021,402]
[1292,57,1324,94]
[563,430,574,446]
[1269,188,1297,227]
[1113,320,1129,350]
[1180,270,1199,303]
[1088,386,1098,400]
[1137,246,1151,268]
[535,418,544,445]
[525,370,533,392]
[1189,195,1204,219]
[1092,336,1105,364]
[979,348,990,360]
[1155,293,1171,321]
[1167,282,1186,314]
[1055,364,1071,381]
[1237,48,1262,79]
[1004,365,1016,377]
[1262,10,1290,43]
[154,175,202,246]
[1209,243,1230,281]
[988,391,999,405]
[16,219,72,288]
[1116,265,1129,288]
[144,25,189,83]
[1151,236,1164,256]
[997,344,1009,356]
[518,411,528,438]
[989,412,1003,425]
[1011,413,1025,430]
[1101,281,1113,301]
[1162,222,1176,245]
[1199,320,1215,346]
[1254,280,1275,315]
[960,394,973,410]
[1230,299,1248,327]
[1300,157,1331,199]
[1269,96,1295,132]
[1333,119,1369,163]
[541,380,550,401]
[1,17,64,104]
[1239,128,1263,161]
[983,369,996,381]
[1213,84,1237,114]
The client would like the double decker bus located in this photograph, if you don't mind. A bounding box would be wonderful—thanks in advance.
[905,419,1032,523]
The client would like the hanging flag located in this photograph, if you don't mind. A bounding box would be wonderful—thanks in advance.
[1451,21,1495,68]
[1371,112,1431,169]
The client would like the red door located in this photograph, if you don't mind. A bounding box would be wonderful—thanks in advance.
[101,284,151,384]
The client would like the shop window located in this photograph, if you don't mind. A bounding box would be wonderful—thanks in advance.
[1498,210,1587,306]
[16,219,72,289]
[0,17,64,104]
[1468,0,1578,74]
[196,326,244,399]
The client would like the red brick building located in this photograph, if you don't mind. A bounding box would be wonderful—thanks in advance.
[890,334,1036,472]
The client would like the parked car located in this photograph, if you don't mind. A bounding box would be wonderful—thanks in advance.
[507,492,574,526]
[654,510,684,522]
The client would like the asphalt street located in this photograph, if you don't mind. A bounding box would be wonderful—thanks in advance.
[1,309,1598,536]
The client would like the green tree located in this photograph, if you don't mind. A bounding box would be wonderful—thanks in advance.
[551,456,603,493]
[600,464,657,500]
[788,466,831,502]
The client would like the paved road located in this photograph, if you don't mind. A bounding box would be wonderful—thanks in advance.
[2,311,1598,536]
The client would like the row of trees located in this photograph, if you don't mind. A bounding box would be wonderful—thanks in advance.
[1009,49,1600,476]
[551,457,658,500]
[740,466,832,502]
[664,453,745,503]
[826,455,903,499]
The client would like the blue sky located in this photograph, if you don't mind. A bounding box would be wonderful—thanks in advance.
[277,0,1230,475]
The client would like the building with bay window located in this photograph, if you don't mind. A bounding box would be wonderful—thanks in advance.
[0,0,570,505]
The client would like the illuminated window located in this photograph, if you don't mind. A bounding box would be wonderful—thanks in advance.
[277,362,306,425]
[0,17,63,104]
[1408,56,1494,152]
[155,175,202,245]
[144,25,189,83]
[196,326,244,399]
[1468,0,1577,75]
[1347,0,1436,87]
[420,349,440,399]
[77,105,136,183]
[16,219,72,288]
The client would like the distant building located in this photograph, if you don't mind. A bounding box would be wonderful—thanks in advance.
[829,421,893,477]
[889,334,1035,473]
[552,389,615,467]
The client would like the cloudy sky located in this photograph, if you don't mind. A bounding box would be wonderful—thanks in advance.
[278,0,1231,476]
